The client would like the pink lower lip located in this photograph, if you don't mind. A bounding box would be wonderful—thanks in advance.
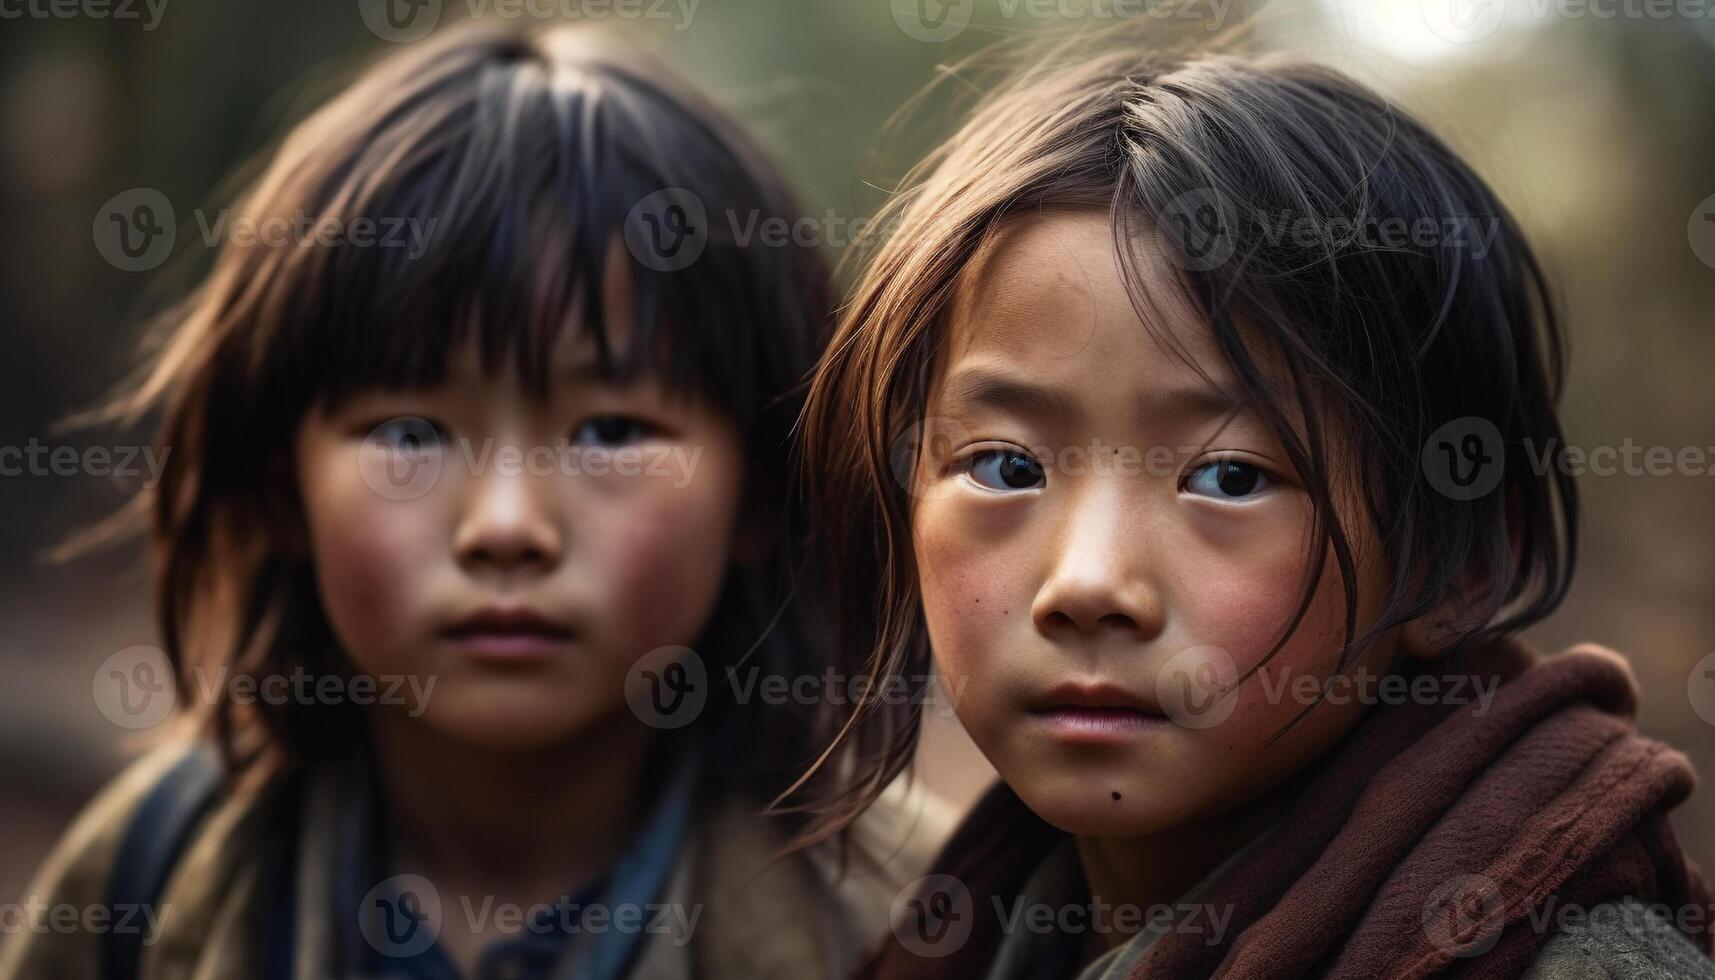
[1030,706,1169,743]
[445,631,570,662]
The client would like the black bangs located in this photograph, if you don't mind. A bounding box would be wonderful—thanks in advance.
[248,25,822,430]
[116,22,838,811]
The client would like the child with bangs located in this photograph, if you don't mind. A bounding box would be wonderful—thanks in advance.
[1,22,941,980]
[797,32,1715,980]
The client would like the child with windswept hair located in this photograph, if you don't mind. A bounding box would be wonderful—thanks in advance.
[3,22,941,980]
[797,30,1713,980]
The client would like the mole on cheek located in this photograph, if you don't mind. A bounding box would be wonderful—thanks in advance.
[1111,791,1121,801]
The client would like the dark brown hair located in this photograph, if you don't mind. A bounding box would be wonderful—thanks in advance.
[791,30,1576,847]
[75,22,837,812]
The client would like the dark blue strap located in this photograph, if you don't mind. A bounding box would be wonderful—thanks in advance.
[102,744,224,980]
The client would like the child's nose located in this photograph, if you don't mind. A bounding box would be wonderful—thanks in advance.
[452,471,563,575]
[1030,495,1164,642]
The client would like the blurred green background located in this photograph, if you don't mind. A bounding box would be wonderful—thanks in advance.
[2,0,1713,912]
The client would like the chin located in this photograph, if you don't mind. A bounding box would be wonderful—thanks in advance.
[416,691,610,754]
[1009,768,1190,838]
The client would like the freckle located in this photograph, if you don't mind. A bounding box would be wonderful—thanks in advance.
[1111,791,1121,801]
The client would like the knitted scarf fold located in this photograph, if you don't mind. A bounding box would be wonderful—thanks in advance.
[861,639,1711,980]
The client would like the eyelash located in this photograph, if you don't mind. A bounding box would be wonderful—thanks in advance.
[569,414,660,447]
[955,446,1282,500]
[961,447,1046,492]
[1180,456,1276,501]
[357,414,663,449]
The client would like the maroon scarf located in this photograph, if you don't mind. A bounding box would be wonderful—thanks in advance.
[861,639,1712,979]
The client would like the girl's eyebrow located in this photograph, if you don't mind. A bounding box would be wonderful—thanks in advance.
[1137,383,1245,425]
[939,364,1244,427]
[938,366,1076,421]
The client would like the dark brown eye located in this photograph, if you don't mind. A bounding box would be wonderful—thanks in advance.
[1185,458,1270,499]
[573,415,649,447]
[968,449,1045,490]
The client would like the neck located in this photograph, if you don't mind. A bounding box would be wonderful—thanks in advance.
[1074,780,1296,955]
[365,705,663,898]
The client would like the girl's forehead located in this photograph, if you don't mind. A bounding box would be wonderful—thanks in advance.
[940,210,1232,396]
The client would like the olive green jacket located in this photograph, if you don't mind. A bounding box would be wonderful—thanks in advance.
[0,743,950,980]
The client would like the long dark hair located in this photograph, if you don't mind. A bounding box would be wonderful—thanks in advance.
[72,22,837,818]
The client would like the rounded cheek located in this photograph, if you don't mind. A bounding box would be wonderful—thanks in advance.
[580,454,742,666]
[912,500,1036,741]
[304,485,445,675]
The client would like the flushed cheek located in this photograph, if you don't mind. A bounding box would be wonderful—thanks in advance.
[309,500,444,671]
[912,506,1038,719]
[582,483,739,662]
